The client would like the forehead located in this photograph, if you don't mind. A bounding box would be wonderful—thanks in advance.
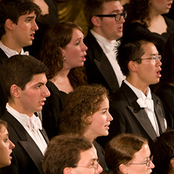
[26,73,47,85]
[102,1,123,13]
[141,42,158,56]
[78,147,97,164]
[0,125,8,137]
[71,28,83,40]
[133,143,150,161]
[18,11,37,19]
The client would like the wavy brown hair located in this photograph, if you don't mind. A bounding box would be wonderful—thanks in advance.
[125,0,151,27]
[39,22,87,88]
[59,84,109,135]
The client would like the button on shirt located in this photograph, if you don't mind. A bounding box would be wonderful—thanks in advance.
[0,41,29,58]
[90,29,125,87]
[124,80,160,136]
[6,103,47,154]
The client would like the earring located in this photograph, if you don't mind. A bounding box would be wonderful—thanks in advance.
[63,57,66,61]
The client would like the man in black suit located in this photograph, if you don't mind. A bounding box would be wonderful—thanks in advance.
[0,0,41,117]
[0,55,50,174]
[83,0,126,95]
[99,38,167,149]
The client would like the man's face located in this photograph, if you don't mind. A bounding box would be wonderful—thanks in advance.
[135,43,162,87]
[95,1,125,41]
[18,73,50,117]
[11,11,38,49]
[71,147,103,174]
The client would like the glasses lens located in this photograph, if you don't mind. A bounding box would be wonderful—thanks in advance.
[115,11,127,21]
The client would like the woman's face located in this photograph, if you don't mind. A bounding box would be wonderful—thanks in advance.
[62,28,88,70]
[126,143,155,174]
[149,0,173,15]
[85,97,113,140]
[0,125,15,168]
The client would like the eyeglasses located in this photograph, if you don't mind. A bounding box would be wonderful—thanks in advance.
[141,55,162,61]
[95,11,127,21]
[128,156,153,167]
[75,159,100,170]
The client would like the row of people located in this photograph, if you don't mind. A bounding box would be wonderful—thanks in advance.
[1,115,174,174]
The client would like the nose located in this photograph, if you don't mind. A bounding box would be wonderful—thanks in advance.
[32,20,39,31]
[43,86,50,97]
[9,140,15,150]
[149,161,155,169]
[82,42,88,51]
[156,58,162,66]
[107,112,113,121]
[95,164,103,174]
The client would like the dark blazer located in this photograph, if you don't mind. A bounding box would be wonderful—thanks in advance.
[84,30,119,95]
[1,111,49,174]
[98,82,166,149]
[0,48,8,117]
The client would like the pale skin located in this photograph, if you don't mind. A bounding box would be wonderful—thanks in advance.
[126,42,162,95]
[148,0,173,34]
[1,12,38,53]
[0,125,15,168]
[50,28,87,94]
[119,143,155,174]
[64,146,103,174]
[8,73,50,117]
[91,1,125,41]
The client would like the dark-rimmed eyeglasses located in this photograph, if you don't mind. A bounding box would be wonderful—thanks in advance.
[95,11,127,21]
[127,156,153,167]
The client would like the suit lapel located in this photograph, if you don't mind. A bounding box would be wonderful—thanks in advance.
[87,31,119,93]
[2,111,44,174]
[121,82,158,141]
[153,94,166,133]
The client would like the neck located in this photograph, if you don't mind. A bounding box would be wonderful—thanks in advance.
[1,35,23,54]
[126,77,149,95]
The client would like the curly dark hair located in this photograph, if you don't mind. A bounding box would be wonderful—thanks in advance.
[59,84,109,135]
[39,22,87,88]
[125,0,151,27]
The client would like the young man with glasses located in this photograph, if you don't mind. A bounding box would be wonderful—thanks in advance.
[99,38,167,150]
[42,134,103,174]
[83,0,126,95]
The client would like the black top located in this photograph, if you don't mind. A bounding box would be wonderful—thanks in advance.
[123,16,174,54]
[42,81,67,140]
[156,84,174,129]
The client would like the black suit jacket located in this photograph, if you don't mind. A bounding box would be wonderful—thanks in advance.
[98,82,166,149]
[84,30,119,95]
[1,111,49,174]
[0,48,8,117]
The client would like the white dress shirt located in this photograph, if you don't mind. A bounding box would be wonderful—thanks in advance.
[124,80,160,136]
[0,41,29,58]
[6,103,47,154]
[90,29,125,87]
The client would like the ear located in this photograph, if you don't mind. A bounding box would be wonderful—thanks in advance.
[170,158,174,168]
[60,47,66,57]
[91,16,101,27]
[10,84,21,98]
[119,164,128,174]
[128,60,138,73]
[5,19,15,31]
[63,167,73,174]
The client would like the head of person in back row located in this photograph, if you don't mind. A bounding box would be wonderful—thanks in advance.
[0,119,15,169]
[103,38,166,150]
[152,129,174,174]
[59,84,113,170]
[83,0,126,95]
[0,0,41,55]
[0,55,50,174]
[42,134,103,174]
[105,134,154,174]
[39,21,88,140]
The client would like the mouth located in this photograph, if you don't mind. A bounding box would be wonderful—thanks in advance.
[167,3,172,9]
[156,69,162,78]
[30,33,35,40]
[104,124,110,130]
[118,26,123,32]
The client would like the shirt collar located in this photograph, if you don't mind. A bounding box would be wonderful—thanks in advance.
[0,41,28,58]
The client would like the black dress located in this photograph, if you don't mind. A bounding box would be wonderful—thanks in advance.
[42,81,67,140]
[123,16,174,54]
